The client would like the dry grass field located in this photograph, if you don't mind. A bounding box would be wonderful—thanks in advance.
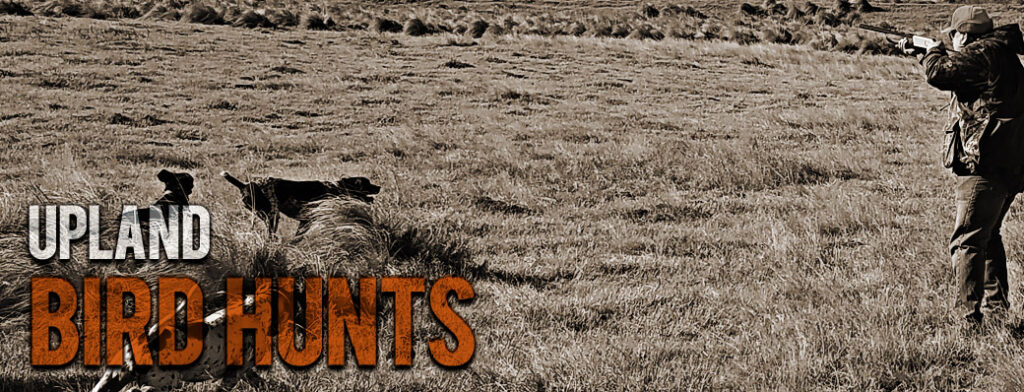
[5,1,1024,391]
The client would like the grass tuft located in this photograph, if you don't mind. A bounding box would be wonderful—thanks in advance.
[232,9,274,28]
[179,3,222,25]
[370,16,402,33]
[0,0,30,16]
[403,17,428,36]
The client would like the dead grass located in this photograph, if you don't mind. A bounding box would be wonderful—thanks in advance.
[1,2,1023,391]
[0,0,1002,56]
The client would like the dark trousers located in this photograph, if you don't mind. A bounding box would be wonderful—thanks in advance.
[951,174,1018,320]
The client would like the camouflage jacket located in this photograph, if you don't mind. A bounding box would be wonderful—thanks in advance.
[922,24,1024,175]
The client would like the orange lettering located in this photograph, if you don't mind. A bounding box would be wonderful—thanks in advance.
[327,277,377,366]
[277,277,323,367]
[428,277,475,367]
[225,277,273,366]
[106,277,152,366]
[82,277,101,366]
[31,277,79,366]
[381,277,424,367]
[158,277,203,366]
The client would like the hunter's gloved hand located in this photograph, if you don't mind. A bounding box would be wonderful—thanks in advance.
[897,38,919,55]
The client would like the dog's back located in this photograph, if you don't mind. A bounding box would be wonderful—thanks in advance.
[271,180,336,217]
[222,171,380,235]
[272,178,378,216]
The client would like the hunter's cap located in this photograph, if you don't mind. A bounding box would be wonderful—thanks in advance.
[949,6,993,34]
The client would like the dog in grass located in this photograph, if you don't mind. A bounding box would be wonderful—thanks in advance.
[221,171,380,237]
[152,169,194,210]
[90,295,271,392]
[119,169,195,231]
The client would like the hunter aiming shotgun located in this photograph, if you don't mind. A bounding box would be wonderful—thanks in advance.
[859,24,940,52]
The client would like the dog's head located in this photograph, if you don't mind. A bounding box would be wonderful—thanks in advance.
[221,171,273,215]
[157,169,194,197]
[335,177,381,202]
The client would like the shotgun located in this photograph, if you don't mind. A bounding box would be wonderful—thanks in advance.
[859,24,939,51]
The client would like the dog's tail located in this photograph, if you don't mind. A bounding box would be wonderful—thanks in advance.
[221,171,247,189]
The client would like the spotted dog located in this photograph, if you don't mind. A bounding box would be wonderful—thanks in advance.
[221,171,381,236]
[90,296,262,392]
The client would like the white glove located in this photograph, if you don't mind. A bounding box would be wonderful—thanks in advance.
[897,37,917,55]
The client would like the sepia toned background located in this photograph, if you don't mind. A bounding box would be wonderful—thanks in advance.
[3,0,1024,390]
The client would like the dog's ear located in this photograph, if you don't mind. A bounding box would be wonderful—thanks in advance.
[157,169,174,183]
[340,177,367,188]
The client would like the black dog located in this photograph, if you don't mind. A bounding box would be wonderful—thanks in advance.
[221,171,380,236]
[153,169,194,209]
[128,169,194,227]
